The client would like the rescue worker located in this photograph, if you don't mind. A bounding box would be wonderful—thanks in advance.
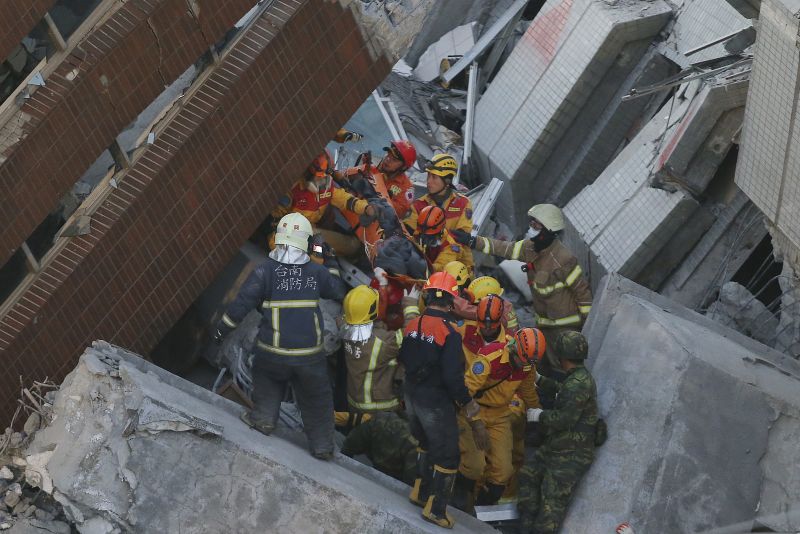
[214,213,347,460]
[463,275,521,335]
[334,139,417,219]
[518,331,599,533]
[341,411,419,485]
[407,154,474,271]
[416,205,472,276]
[500,395,527,502]
[455,298,544,511]
[341,285,404,412]
[399,271,488,528]
[269,149,378,255]
[452,204,592,371]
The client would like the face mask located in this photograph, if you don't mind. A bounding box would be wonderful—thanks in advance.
[269,244,310,265]
[342,322,374,343]
[525,227,540,240]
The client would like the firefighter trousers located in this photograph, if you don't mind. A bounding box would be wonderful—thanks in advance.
[404,391,460,470]
[457,407,514,485]
[251,354,334,456]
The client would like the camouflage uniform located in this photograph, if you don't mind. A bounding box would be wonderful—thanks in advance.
[341,411,419,485]
[518,363,598,533]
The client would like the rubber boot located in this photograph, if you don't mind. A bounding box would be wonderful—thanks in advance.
[451,473,477,515]
[422,465,458,529]
[409,448,432,507]
[240,411,275,436]
[475,482,506,506]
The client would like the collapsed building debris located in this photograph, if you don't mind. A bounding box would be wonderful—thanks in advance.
[563,274,800,532]
[9,341,493,533]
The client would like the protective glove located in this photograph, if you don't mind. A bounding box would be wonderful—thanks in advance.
[615,523,635,534]
[404,286,421,300]
[451,229,476,248]
[469,419,491,451]
[337,128,363,143]
[374,267,389,287]
[526,408,543,423]
[464,399,481,420]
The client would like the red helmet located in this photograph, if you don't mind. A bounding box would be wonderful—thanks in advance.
[307,149,332,178]
[387,140,417,169]
[477,295,504,330]
[423,271,459,298]
[514,328,547,364]
[418,205,446,236]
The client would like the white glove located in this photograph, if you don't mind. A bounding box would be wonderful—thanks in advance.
[615,523,635,534]
[404,286,421,300]
[526,408,543,423]
[373,267,389,287]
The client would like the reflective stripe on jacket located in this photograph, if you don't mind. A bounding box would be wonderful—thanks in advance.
[344,324,403,412]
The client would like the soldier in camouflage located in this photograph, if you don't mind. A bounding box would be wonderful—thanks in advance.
[340,411,419,485]
[517,331,598,533]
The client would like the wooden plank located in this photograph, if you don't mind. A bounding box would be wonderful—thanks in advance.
[43,13,68,52]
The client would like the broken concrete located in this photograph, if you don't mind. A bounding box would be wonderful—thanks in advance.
[472,0,672,229]
[22,342,493,533]
[562,274,800,533]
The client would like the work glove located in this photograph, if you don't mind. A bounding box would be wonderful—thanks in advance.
[469,419,491,452]
[464,399,481,420]
[338,128,363,143]
[404,286,421,300]
[615,523,635,534]
[451,229,476,248]
[526,408,543,423]
[374,267,389,287]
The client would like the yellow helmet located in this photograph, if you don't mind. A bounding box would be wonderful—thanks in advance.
[425,153,458,180]
[343,285,379,325]
[527,203,564,232]
[467,276,504,303]
[444,261,470,289]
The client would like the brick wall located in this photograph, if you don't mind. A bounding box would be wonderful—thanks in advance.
[0,0,55,63]
[0,0,255,268]
[0,0,390,423]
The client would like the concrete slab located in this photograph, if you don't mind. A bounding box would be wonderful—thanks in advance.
[24,342,496,534]
[563,274,800,533]
[473,0,672,228]
[413,23,477,82]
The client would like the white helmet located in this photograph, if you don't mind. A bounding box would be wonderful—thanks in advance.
[527,204,564,232]
[275,212,313,251]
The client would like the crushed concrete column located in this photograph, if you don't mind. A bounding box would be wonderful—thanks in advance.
[472,0,672,229]
[564,274,800,533]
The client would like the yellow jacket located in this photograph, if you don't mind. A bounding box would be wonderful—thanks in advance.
[465,337,540,412]
[408,191,474,271]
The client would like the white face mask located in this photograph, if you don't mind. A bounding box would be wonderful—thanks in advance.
[342,322,374,343]
[525,227,540,240]
[269,244,310,265]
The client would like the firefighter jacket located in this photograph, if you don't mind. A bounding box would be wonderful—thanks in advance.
[423,231,473,275]
[271,178,368,226]
[408,191,474,271]
[452,296,520,335]
[344,323,404,412]
[338,164,413,219]
[466,337,541,412]
[475,237,592,329]
[219,257,347,363]
[398,308,472,407]
[536,366,598,454]
[458,319,484,366]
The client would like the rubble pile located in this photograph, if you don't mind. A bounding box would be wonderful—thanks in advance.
[0,383,76,534]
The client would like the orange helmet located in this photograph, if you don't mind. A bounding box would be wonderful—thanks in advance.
[423,271,459,298]
[307,149,332,178]
[513,328,546,365]
[387,139,417,168]
[418,205,446,236]
[477,295,504,330]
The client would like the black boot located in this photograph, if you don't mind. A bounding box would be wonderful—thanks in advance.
[409,448,432,507]
[475,482,505,506]
[451,473,477,515]
[422,465,458,528]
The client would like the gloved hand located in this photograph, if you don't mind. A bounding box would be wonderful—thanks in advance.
[451,229,476,248]
[404,286,421,300]
[374,267,389,287]
[469,419,491,451]
[464,399,481,420]
[615,523,635,534]
[527,408,543,422]
[338,128,363,143]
